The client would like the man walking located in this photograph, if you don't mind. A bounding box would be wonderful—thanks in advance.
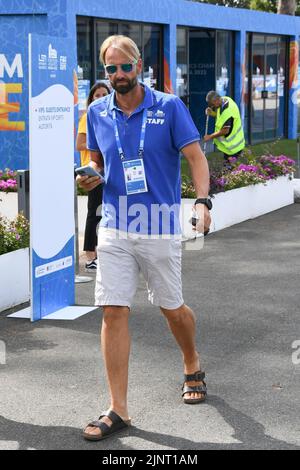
[204,91,245,164]
[78,35,211,441]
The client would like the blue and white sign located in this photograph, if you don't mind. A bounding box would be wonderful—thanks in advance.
[0,16,29,170]
[29,34,75,321]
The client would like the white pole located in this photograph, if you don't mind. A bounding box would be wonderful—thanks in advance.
[203,114,209,153]
[74,176,93,284]
[297,137,300,178]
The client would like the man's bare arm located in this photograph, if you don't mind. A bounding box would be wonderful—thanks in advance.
[181,141,211,233]
[182,141,209,198]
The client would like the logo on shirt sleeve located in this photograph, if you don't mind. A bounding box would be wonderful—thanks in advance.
[99,109,108,117]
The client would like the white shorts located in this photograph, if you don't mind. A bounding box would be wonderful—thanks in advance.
[95,228,184,310]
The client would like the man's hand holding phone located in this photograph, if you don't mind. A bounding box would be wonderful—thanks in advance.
[75,165,105,191]
[190,203,211,236]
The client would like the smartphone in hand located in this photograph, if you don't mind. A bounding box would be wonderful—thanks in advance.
[189,209,209,236]
[75,165,105,182]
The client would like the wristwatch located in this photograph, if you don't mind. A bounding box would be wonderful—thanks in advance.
[194,198,213,210]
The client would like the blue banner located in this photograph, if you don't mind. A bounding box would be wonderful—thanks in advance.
[0,17,29,170]
[29,34,75,321]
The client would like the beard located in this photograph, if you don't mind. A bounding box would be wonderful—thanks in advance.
[111,76,138,94]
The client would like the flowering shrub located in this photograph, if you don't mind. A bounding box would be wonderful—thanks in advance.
[0,169,18,192]
[181,152,296,197]
[258,155,296,179]
[0,213,30,255]
[181,176,197,198]
[217,169,267,191]
[209,171,226,196]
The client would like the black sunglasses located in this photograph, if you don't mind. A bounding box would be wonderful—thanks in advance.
[105,61,137,75]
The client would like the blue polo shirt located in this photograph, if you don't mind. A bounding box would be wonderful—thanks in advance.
[87,84,200,235]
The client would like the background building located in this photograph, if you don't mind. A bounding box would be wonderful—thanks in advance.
[1,0,300,169]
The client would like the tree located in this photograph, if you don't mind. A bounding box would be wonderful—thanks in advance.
[250,0,277,13]
[277,0,296,14]
[192,0,300,14]
[190,1,251,7]
[250,0,299,15]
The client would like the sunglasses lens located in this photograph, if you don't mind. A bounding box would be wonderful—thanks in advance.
[121,63,133,73]
[105,62,136,74]
[106,65,117,75]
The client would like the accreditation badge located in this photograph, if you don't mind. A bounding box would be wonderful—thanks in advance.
[122,158,148,195]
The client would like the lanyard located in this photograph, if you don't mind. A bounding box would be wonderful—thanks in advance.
[112,108,148,160]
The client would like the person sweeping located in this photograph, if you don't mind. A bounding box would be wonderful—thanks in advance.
[203,91,245,165]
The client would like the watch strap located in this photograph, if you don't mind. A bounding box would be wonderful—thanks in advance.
[194,198,212,210]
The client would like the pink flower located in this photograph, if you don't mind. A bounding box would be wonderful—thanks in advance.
[6,179,17,185]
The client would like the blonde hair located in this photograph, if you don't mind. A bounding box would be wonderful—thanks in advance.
[100,35,141,65]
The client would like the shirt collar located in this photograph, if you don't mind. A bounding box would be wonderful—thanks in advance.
[221,97,229,110]
[108,83,155,113]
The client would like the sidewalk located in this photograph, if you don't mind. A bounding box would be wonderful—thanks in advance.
[0,204,299,450]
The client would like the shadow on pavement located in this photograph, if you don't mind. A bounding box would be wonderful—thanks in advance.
[0,396,299,450]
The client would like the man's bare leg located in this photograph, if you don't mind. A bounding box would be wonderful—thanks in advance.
[161,304,205,400]
[84,306,131,437]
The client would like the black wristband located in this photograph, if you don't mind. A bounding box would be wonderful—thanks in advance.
[194,198,212,210]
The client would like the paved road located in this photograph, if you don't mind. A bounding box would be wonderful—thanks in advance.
[0,204,299,450]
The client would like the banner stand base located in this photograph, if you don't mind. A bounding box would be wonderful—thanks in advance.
[8,307,31,319]
[8,305,97,320]
[75,275,93,284]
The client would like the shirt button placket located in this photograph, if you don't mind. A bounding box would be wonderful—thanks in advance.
[124,116,129,135]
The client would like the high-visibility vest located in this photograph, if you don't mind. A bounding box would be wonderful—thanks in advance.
[214,96,245,155]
